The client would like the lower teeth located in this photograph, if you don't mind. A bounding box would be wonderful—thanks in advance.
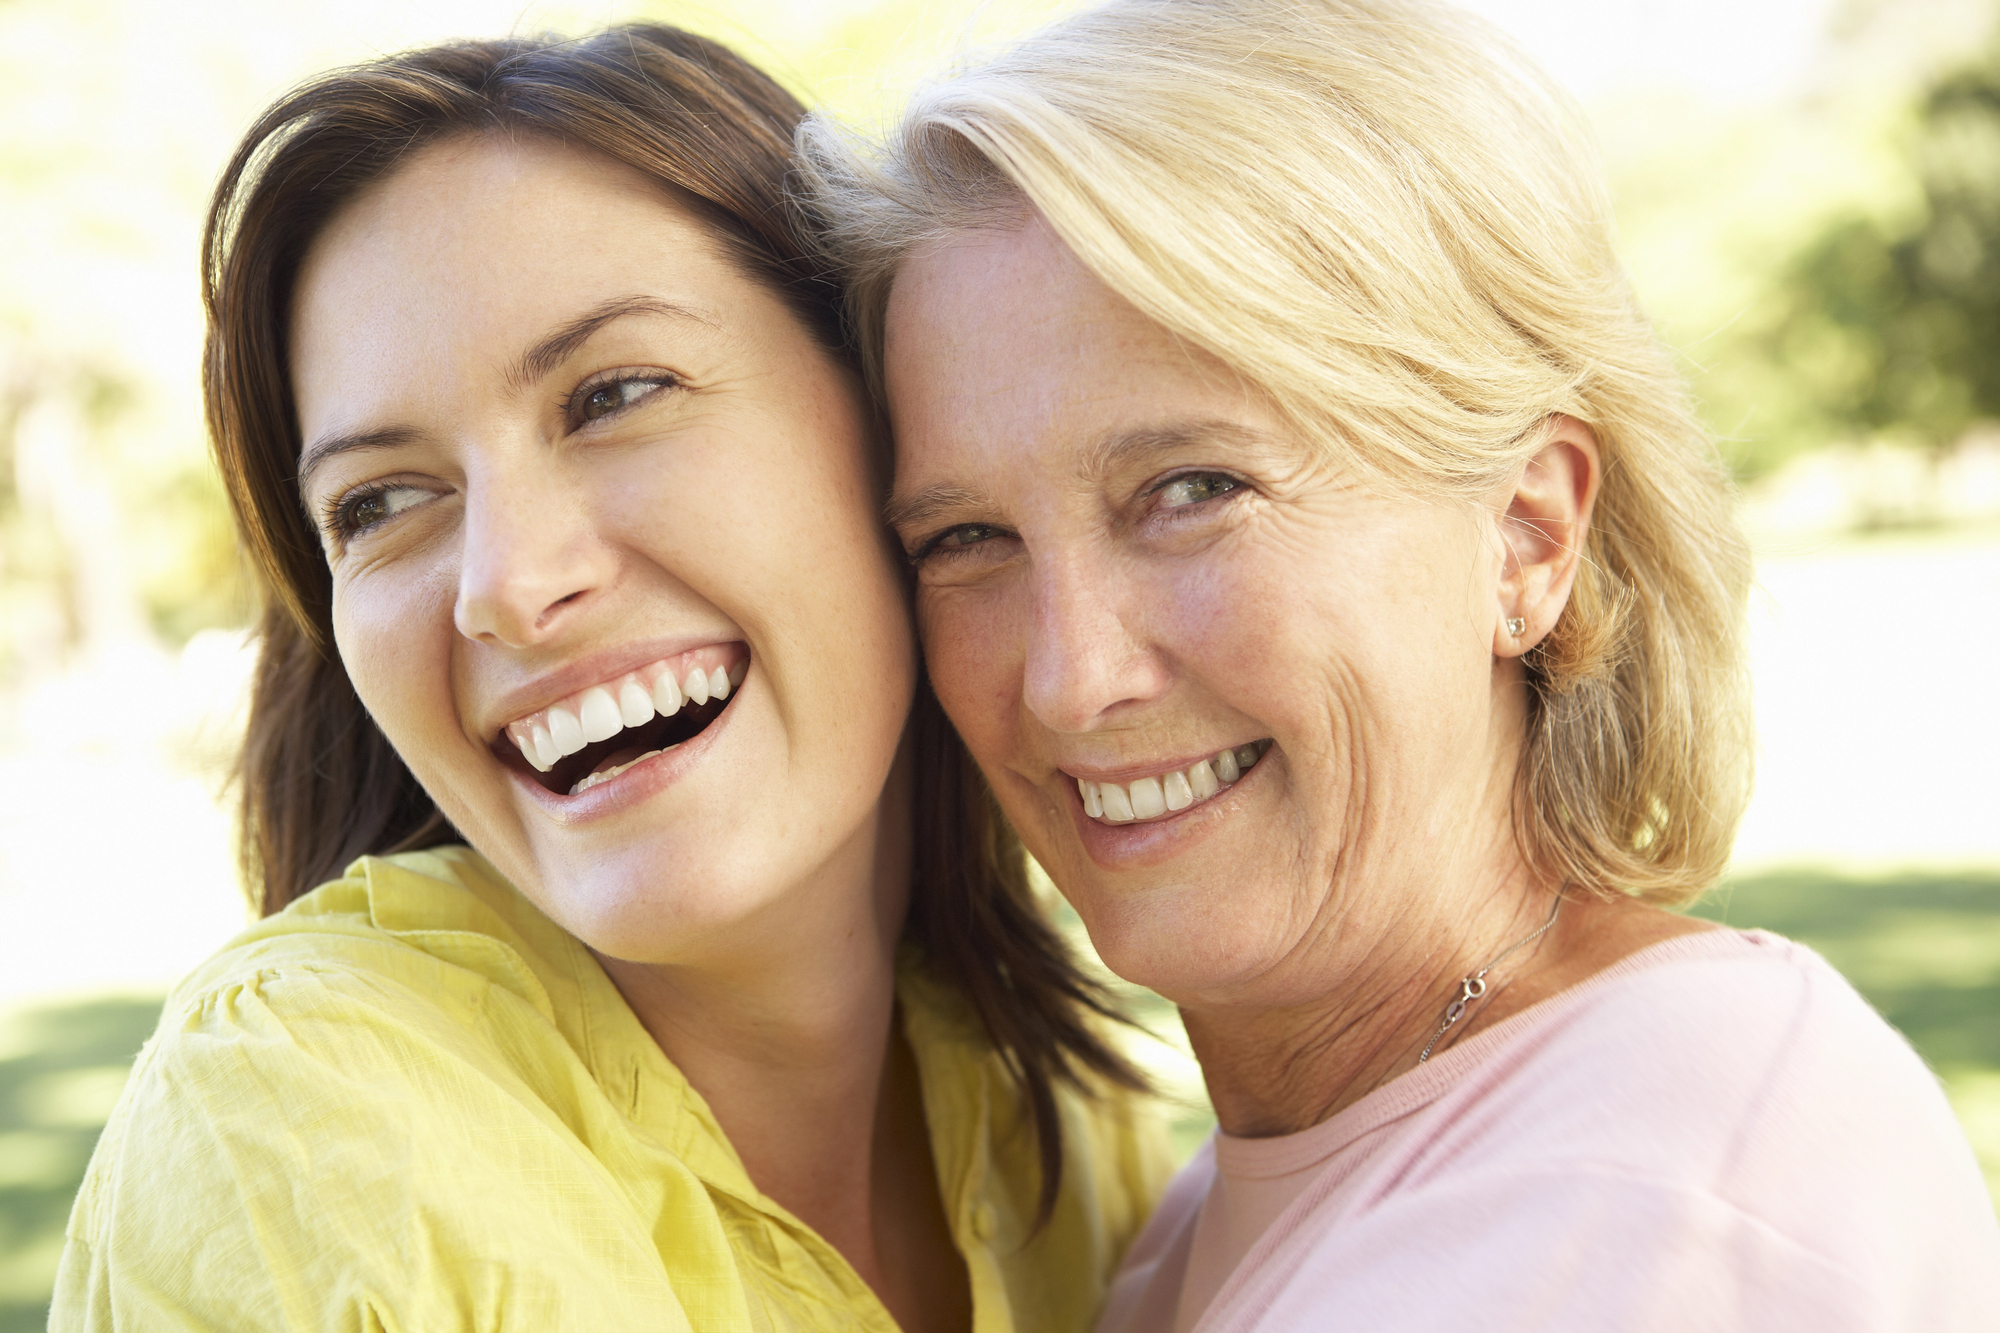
[569,747,668,796]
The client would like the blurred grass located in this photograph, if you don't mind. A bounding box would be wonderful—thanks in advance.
[0,997,158,1332]
[2,868,1996,1325]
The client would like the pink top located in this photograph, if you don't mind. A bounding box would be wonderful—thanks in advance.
[1100,930,2000,1333]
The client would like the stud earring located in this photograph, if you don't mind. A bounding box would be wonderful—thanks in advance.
[1505,616,1527,636]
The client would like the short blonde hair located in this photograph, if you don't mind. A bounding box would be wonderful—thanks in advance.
[800,0,1753,904]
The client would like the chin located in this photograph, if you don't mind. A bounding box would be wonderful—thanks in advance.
[532,839,781,963]
[1064,869,1271,1000]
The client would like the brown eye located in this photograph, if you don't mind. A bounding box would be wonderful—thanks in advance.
[569,373,675,426]
[325,482,435,540]
[350,493,389,529]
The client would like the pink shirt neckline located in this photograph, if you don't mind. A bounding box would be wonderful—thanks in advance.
[1172,928,1775,1330]
[1103,922,2000,1333]
[1212,925,1769,1179]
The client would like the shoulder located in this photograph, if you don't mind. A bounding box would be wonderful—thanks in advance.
[88,845,619,1155]
[1096,1142,1214,1333]
[899,955,1175,1208]
[56,848,683,1331]
[100,848,572,1112]
[175,845,575,1008]
[909,959,1173,1180]
[1245,929,2000,1331]
[1475,929,1966,1171]
[76,846,564,1160]
[1445,929,1994,1230]
[1055,1059,1179,1241]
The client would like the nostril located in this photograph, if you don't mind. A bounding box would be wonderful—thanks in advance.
[533,588,591,633]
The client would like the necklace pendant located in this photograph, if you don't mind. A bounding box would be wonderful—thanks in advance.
[1417,894,1564,1066]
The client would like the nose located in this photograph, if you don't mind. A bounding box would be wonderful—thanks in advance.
[452,464,614,647]
[1020,551,1172,732]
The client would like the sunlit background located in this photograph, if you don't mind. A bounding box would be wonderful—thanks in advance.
[4,0,2000,1322]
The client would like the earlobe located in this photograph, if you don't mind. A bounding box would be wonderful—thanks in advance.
[1494,414,1601,658]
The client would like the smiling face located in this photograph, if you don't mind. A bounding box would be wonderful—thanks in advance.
[885,216,1533,1005]
[291,134,916,963]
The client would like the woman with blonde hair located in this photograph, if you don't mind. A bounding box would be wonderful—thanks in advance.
[803,0,2000,1326]
[53,25,1167,1331]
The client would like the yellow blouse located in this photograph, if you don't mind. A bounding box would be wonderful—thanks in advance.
[53,846,1169,1331]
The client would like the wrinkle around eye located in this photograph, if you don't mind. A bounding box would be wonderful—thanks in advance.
[1154,472,1242,509]
[320,478,451,551]
[565,370,680,432]
[911,522,1023,583]
[912,520,1011,560]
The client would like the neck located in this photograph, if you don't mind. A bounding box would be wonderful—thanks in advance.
[1183,871,1708,1139]
[598,780,908,1217]
[1178,659,1715,1142]
[1180,866,1557,1137]
[595,744,970,1329]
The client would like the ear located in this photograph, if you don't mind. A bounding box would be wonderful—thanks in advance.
[1493,414,1600,657]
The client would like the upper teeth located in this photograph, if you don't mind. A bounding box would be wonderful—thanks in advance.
[505,654,747,775]
[1077,741,1269,824]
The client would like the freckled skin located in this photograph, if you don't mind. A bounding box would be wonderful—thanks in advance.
[884,214,1706,1133]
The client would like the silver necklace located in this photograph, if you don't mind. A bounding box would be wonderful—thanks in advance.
[1417,893,1563,1063]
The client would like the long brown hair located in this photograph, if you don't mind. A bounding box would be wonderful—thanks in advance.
[204,23,1141,1218]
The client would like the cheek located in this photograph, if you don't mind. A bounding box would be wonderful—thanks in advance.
[818,545,920,751]
[669,420,919,752]
[1150,548,1311,716]
[330,565,460,757]
[917,588,1020,753]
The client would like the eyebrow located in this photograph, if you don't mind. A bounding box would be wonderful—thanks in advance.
[883,418,1277,533]
[882,484,989,534]
[295,295,714,497]
[504,294,714,391]
[295,425,425,501]
[1077,419,1277,477]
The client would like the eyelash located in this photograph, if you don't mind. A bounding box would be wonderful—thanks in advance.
[908,470,1245,563]
[556,368,680,428]
[1151,470,1242,508]
[909,522,1009,564]
[320,481,407,541]
[318,370,682,544]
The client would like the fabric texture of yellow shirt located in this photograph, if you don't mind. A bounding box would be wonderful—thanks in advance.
[53,846,1171,1331]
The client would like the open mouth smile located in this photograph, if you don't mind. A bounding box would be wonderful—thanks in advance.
[1072,739,1271,825]
[499,646,748,796]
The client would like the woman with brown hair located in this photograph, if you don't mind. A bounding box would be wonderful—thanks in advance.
[51,25,1165,1332]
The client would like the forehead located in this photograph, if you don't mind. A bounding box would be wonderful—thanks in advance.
[885,216,1135,378]
[288,135,739,424]
[883,215,1256,470]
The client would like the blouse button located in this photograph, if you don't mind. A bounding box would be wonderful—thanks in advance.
[971,1202,998,1242]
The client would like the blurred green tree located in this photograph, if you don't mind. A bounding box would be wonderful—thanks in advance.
[1748,38,2000,469]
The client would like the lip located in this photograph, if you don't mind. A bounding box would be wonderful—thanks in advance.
[505,676,741,823]
[1066,744,1270,870]
[1058,747,1246,786]
[483,633,745,740]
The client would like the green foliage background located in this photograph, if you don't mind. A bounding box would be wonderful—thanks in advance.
[1712,38,2000,471]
